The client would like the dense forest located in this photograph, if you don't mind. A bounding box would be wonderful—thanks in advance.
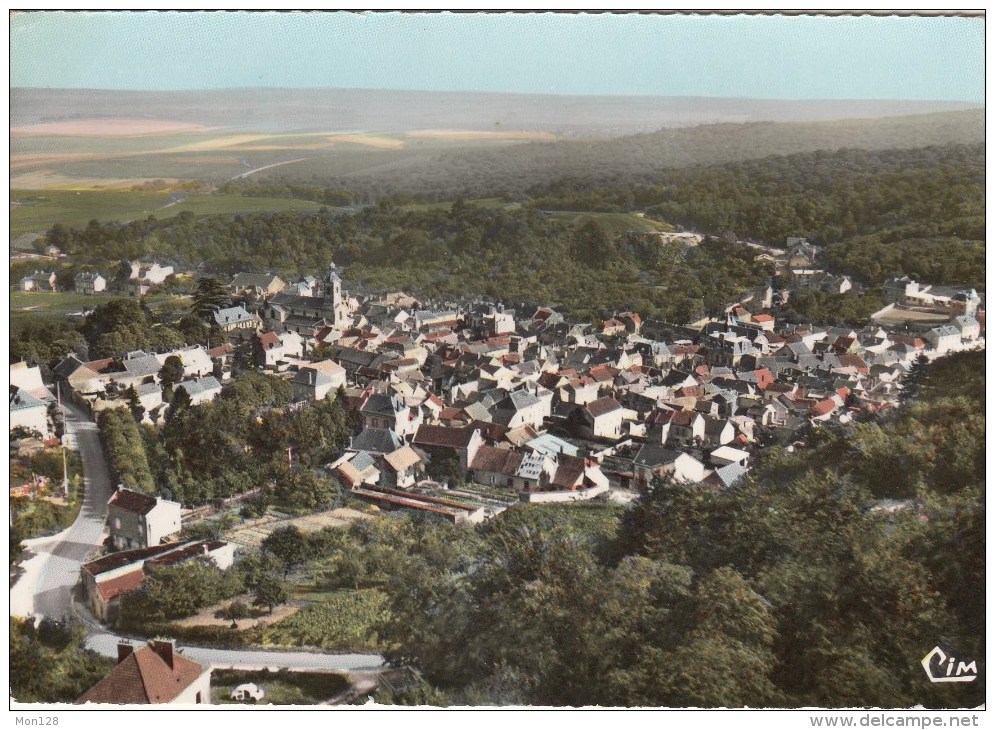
[41,143,984,331]
[530,143,985,289]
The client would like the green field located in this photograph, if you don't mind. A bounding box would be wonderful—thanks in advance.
[252,588,390,651]
[10,290,183,326]
[10,190,328,236]
[545,210,674,233]
[10,290,120,318]
[211,668,349,705]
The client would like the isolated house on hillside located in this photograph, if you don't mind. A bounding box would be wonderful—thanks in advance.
[76,640,211,705]
[107,487,182,551]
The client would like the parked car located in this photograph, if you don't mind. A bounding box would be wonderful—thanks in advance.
[230,683,265,702]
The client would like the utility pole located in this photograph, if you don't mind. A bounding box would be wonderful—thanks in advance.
[57,382,68,497]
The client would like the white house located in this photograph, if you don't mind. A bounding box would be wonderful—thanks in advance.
[710,445,751,468]
[175,376,223,406]
[924,325,961,355]
[77,640,212,705]
[633,445,706,484]
[107,487,182,550]
[953,315,981,342]
[10,387,50,437]
[75,271,107,294]
[570,397,625,441]
[20,270,57,292]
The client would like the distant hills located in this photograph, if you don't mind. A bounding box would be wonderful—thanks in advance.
[10,87,983,138]
[298,109,986,199]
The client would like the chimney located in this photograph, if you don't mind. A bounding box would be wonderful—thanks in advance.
[117,643,134,663]
[150,640,174,670]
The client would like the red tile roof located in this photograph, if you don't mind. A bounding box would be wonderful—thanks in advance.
[76,642,206,705]
[837,354,869,371]
[589,364,617,382]
[206,343,234,358]
[585,397,622,418]
[256,331,280,349]
[551,455,586,489]
[670,410,699,427]
[470,445,523,475]
[810,398,838,417]
[95,568,146,603]
[413,424,478,449]
[108,488,158,516]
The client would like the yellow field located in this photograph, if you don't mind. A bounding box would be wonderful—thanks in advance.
[326,134,406,149]
[10,169,188,191]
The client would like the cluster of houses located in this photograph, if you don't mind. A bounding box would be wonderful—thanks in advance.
[19,260,175,296]
[33,253,986,524]
[65,485,222,707]
[52,344,226,423]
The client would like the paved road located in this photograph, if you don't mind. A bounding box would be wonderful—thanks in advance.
[85,630,384,672]
[32,399,115,620]
[25,400,388,675]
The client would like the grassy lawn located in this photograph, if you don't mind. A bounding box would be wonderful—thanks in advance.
[10,189,327,236]
[211,668,349,706]
[250,588,391,651]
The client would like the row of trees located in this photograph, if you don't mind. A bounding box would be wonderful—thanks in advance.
[98,407,156,494]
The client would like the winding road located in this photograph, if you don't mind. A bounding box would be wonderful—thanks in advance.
[13,398,385,674]
[32,399,115,620]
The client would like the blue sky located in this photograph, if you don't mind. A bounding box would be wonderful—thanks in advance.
[9,11,985,102]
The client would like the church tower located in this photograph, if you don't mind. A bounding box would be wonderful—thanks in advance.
[322,262,343,326]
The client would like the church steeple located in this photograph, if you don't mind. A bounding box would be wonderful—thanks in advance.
[322,262,343,326]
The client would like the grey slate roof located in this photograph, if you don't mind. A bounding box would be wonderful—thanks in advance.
[350,451,378,472]
[633,444,684,469]
[350,428,403,454]
[10,387,46,412]
[293,368,334,387]
[712,463,748,489]
[176,376,222,398]
[123,354,163,378]
[213,305,256,326]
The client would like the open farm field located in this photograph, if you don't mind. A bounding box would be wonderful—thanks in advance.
[10,189,329,236]
[9,290,183,324]
[9,291,121,325]
[11,118,215,137]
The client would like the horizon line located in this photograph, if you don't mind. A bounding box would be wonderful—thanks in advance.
[10,86,985,106]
